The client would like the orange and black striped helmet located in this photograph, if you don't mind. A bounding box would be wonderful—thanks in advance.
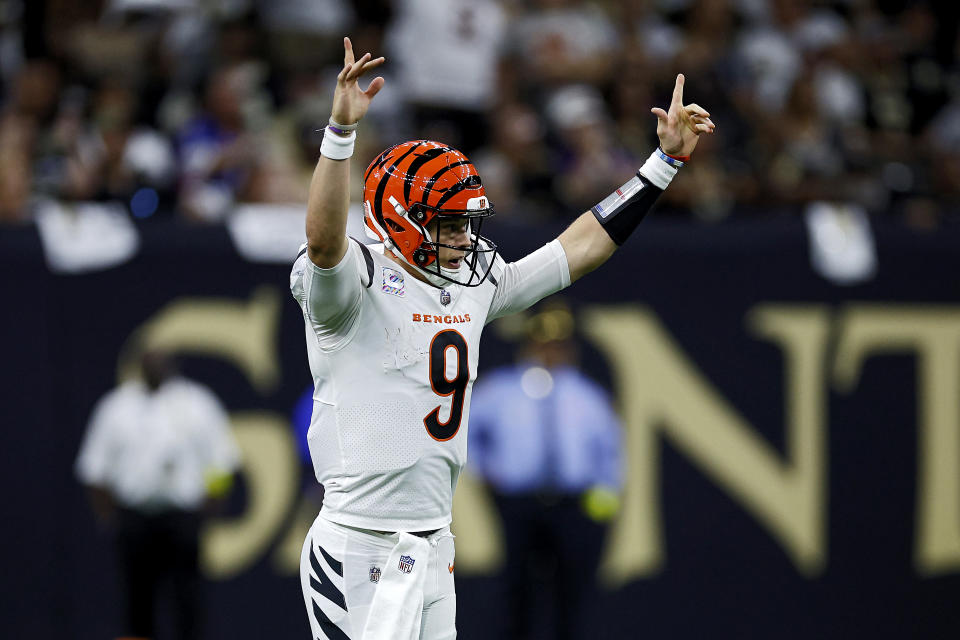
[363,140,497,287]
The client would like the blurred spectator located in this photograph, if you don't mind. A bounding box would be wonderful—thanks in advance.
[0,111,34,221]
[176,63,264,220]
[75,350,241,640]
[31,84,103,200]
[472,101,557,221]
[258,0,357,73]
[469,301,623,640]
[81,81,177,210]
[0,58,58,221]
[509,0,618,95]
[103,92,178,211]
[547,84,639,214]
[733,0,805,113]
[2,0,960,225]
[0,0,25,85]
[253,70,332,205]
[385,0,507,152]
[766,70,846,204]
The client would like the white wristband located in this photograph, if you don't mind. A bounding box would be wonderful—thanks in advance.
[638,149,679,190]
[320,128,356,160]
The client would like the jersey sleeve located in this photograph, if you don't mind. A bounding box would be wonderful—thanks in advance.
[486,239,571,323]
[290,239,374,351]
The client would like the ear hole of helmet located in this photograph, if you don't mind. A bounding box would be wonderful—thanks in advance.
[385,218,405,233]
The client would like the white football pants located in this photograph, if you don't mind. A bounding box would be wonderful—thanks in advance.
[300,514,457,640]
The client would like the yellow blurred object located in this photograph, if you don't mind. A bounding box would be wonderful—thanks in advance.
[581,485,621,523]
[205,468,234,499]
[525,301,575,344]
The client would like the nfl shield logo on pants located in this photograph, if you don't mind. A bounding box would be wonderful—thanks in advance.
[398,555,416,574]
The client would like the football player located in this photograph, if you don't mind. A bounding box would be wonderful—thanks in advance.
[291,37,714,640]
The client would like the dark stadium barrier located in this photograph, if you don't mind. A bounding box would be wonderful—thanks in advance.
[2,214,959,639]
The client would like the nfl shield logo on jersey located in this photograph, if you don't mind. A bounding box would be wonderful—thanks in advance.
[398,555,416,574]
[440,289,451,306]
[369,566,381,583]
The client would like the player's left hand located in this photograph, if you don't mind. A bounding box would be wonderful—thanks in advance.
[650,74,715,158]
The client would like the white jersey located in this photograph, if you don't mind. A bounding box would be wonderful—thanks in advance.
[290,238,569,531]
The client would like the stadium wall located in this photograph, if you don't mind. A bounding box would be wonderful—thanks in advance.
[1,215,958,639]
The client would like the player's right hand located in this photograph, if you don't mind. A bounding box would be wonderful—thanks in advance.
[331,37,385,128]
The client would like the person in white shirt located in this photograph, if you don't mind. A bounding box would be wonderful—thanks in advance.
[292,37,714,640]
[385,0,507,152]
[75,350,241,640]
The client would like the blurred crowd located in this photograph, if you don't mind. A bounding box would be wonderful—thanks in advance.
[1,0,958,228]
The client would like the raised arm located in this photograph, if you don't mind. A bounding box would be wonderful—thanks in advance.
[306,37,385,268]
[558,74,715,282]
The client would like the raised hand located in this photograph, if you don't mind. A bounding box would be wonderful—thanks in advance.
[330,37,386,127]
[650,74,715,158]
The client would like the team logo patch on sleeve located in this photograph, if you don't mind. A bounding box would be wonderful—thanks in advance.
[381,267,405,297]
[398,555,416,574]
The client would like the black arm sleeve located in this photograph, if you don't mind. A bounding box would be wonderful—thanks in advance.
[590,172,664,246]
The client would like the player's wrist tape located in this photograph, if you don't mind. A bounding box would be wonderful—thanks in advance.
[328,117,359,133]
[639,149,679,189]
[657,147,689,167]
[591,150,678,245]
[320,128,356,160]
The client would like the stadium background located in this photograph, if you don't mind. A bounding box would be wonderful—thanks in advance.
[2,0,959,638]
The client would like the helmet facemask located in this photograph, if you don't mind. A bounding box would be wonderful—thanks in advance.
[407,205,498,288]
